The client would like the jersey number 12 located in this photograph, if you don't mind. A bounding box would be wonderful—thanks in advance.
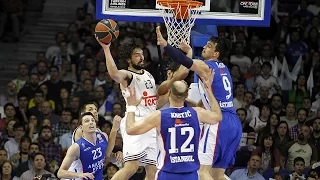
[168,127,194,154]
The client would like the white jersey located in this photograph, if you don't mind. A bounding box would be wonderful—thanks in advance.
[122,70,157,116]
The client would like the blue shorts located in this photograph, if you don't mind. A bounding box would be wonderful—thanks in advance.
[198,112,242,169]
[156,170,199,180]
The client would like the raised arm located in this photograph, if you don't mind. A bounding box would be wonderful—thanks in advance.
[194,70,222,124]
[106,115,121,157]
[96,39,131,84]
[156,27,210,79]
[125,87,161,135]
[58,144,94,179]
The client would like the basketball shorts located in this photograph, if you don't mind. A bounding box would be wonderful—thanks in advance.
[155,170,199,180]
[121,115,157,166]
[60,159,83,180]
[198,112,242,168]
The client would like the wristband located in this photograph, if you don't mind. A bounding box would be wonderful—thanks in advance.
[127,106,137,113]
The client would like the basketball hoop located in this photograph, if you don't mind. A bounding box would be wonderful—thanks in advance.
[157,0,203,47]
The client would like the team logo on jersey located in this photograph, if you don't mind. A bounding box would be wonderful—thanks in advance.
[175,119,184,124]
[82,143,85,148]
[97,134,104,143]
[142,91,157,106]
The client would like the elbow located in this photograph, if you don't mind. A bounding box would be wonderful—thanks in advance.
[57,169,63,178]
[126,128,135,135]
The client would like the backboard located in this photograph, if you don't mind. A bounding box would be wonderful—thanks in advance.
[96,0,271,27]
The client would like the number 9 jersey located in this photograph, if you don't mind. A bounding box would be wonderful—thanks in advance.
[197,60,236,114]
[157,107,200,179]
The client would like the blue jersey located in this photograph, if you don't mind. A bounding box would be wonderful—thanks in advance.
[75,131,108,179]
[157,107,200,173]
[196,60,236,114]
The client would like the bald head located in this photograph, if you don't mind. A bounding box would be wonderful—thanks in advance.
[170,81,188,100]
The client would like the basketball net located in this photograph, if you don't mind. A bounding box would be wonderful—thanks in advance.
[157,0,203,47]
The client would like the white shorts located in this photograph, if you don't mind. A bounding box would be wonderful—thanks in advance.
[198,123,219,166]
[61,159,83,180]
[121,115,157,166]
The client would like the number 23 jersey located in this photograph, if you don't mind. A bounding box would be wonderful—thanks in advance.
[157,107,200,173]
[75,131,108,179]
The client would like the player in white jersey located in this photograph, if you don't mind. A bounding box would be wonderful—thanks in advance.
[64,102,121,180]
[97,37,158,180]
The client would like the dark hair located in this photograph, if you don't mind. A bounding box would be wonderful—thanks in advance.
[29,142,40,149]
[4,103,15,111]
[297,108,309,117]
[40,125,52,135]
[20,136,31,144]
[79,101,98,117]
[209,36,232,59]
[13,123,25,131]
[106,162,119,171]
[294,157,305,165]
[119,38,144,69]
[236,108,247,117]
[262,61,272,69]
[34,89,44,96]
[79,112,95,125]
[17,93,28,100]
[274,121,292,140]
[271,93,282,102]
[61,108,72,115]
[49,65,59,72]
[32,152,46,162]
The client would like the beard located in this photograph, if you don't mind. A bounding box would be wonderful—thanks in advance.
[298,134,305,141]
[314,129,320,133]
[42,137,51,142]
[131,63,144,70]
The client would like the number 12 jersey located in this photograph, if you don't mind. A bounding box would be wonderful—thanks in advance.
[157,107,201,173]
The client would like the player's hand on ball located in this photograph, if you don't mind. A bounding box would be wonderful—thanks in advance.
[112,115,122,131]
[200,69,215,89]
[156,26,168,47]
[95,35,111,48]
[78,172,94,179]
[180,40,192,53]
[126,87,142,106]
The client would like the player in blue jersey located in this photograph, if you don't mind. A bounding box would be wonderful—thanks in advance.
[57,112,113,180]
[156,26,242,180]
[124,74,222,180]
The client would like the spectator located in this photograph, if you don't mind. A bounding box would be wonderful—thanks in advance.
[253,86,271,109]
[19,73,40,100]
[15,93,29,124]
[252,134,281,173]
[11,63,29,92]
[1,160,19,180]
[59,118,78,152]
[280,103,297,128]
[250,104,270,132]
[14,143,40,177]
[287,30,308,65]
[254,62,281,99]
[28,90,44,119]
[0,120,16,147]
[229,155,265,180]
[10,136,31,168]
[4,123,25,158]
[273,121,292,156]
[20,152,55,180]
[51,41,76,71]
[230,64,244,84]
[243,91,260,123]
[257,113,280,145]
[38,126,62,164]
[230,42,252,74]
[287,157,306,180]
[95,85,107,117]
[40,101,61,125]
[111,102,124,119]
[284,125,317,171]
[94,61,107,87]
[289,74,310,110]
[237,108,256,147]
[293,0,314,25]
[302,98,317,121]
[233,82,245,110]
[309,118,320,161]
[307,1,320,15]
[100,120,112,136]
[0,149,8,166]
[270,94,286,116]
[290,108,308,141]
[0,82,18,106]
[45,32,67,61]
[246,62,261,92]
[3,103,17,123]
[55,88,70,114]
[52,108,72,138]
[35,60,50,85]
[104,162,119,180]
[27,114,40,142]
[69,96,80,119]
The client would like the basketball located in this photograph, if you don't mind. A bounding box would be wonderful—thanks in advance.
[95,19,119,44]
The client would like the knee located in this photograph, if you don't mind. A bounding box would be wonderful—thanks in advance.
[123,161,139,175]
[145,165,156,178]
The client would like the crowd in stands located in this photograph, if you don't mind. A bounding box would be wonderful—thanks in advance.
[1,0,320,179]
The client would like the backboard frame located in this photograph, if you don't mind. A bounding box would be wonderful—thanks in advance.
[96,0,271,27]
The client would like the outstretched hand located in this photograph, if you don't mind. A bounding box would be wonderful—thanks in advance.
[156,26,168,47]
[112,115,122,131]
[125,87,142,106]
[200,69,215,89]
[180,40,192,53]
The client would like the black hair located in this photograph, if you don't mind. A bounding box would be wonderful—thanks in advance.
[119,38,144,69]
[209,36,232,59]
